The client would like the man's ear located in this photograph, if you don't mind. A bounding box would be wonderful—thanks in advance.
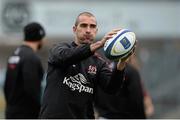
[73,26,76,33]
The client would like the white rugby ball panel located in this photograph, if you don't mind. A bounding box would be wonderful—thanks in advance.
[111,31,135,56]
[103,29,136,60]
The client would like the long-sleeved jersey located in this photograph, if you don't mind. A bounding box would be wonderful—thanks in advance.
[4,45,44,118]
[39,42,125,118]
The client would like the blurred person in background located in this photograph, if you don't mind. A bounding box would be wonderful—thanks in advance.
[128,52,154,118]
[39,12,133,119]
[3,22,46,118]
[94,53,154,119]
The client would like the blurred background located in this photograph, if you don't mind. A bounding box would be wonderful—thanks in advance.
[0,0,180,118]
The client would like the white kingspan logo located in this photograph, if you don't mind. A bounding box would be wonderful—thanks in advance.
[63,73,93,94]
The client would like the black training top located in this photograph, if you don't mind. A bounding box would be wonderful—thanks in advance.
[4,45,44,118]
[39,42,125,119]
[95,64,146,119]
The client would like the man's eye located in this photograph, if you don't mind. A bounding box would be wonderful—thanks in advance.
[80,24,87,28]
[90,25,96,28]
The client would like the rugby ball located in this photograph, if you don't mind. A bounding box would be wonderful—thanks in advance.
[103,29,136,60]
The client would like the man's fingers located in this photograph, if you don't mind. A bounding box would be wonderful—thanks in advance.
[112,28,121,32]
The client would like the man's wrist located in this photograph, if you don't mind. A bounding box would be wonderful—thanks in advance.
[90,41,103,52]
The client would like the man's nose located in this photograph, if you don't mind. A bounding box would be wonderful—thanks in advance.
[86,26,91,33]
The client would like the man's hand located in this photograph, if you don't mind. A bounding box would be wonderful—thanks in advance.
[117,46,136,71]
[117,58,129,71]
[90,29,121,52]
